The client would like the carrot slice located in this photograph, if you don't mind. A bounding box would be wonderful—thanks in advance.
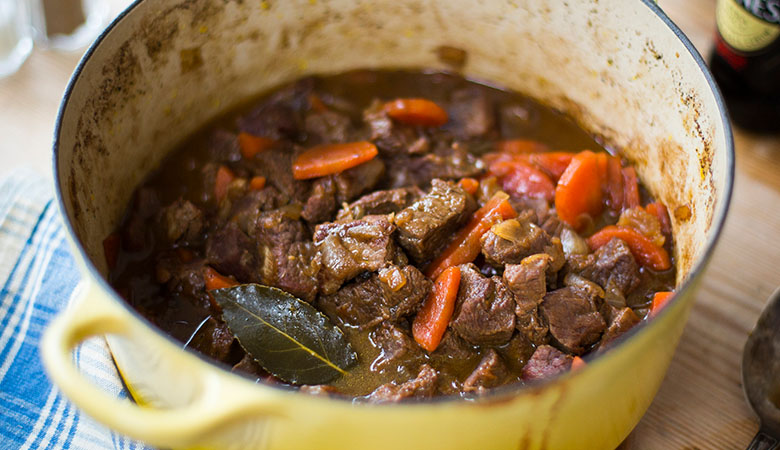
[526,152,574,182]
[249,176,266,191]
[554,150,605,231]
[605,156,624,212]
[646,202,672,236]
[103,232,121,271]
[571,356,586,371]
[650,291,674,317]
[494,139,548,155]
[426,192,518,279]
[238,132,276,159]
[383,98,448,127]
[412,266,462,352]
[458,177,479,196]
[214,165,235,203]
[622,166,641,210]
[203,266,239,291]
[498,159,555,201]
[587,225,671,271]
[292,141,378,180]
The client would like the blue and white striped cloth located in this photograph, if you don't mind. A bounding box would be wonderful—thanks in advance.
[0,169,151,450]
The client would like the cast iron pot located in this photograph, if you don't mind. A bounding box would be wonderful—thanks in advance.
[42,0,734,448]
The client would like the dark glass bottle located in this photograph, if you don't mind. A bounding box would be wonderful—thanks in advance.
[708,0,780,134]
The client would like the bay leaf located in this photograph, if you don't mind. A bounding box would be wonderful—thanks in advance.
[212,283,357,385]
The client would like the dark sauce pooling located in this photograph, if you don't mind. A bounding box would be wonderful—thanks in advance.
[109,70,675,401]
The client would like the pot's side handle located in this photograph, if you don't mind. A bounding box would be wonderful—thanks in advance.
[41,281,286,449]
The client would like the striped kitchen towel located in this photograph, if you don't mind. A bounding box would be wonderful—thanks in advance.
[0,169,152,450]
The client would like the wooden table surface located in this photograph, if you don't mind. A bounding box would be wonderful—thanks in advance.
[1,0,778,448]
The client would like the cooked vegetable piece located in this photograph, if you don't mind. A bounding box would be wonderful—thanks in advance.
[587,225,671,271]
[212,283,357,385]
[555,150,605,231]
[457,177,480,196]
[383,98,448,127]
[412,266,462,352]
[292,141,378,180]
[238,132,276,159]
[214,165,235,203]
[622,166,641,210]
[646,202,672,236]
[249,176,267,191]
[617,207,665,247]
[494,139,548,155]
[526,152,574,182]
[571,356,586,371]
[426,192,518,279]
[203,266,239,291]
[650,291,674,316]
[103,232,120,271]
[496,159,555,201]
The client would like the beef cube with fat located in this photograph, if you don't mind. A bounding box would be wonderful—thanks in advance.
[599,306,640,348]
[521,345,573,381]
[451,264,516,346]
[367,364,439,403]
[314,215,396,295]
[160,199,204,244]
[255,209,320,302]
[369,322,425,376]
[394,179,476,262]
[480,215,552,266]
[446,87,496,140]
[540,287,606,355]
[317,264,431,327]
[335,187,423,221]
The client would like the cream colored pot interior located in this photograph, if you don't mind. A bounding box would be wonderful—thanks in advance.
[58,0,728,289]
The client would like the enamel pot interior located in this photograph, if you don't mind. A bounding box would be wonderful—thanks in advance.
[53,0,733,448]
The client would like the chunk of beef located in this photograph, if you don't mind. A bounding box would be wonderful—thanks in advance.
[540,287,606,355]
[394,179,476,262]
[367,364,438,403]
[451,264,516,346]
[480,214,551,266]
[497,333,537,372]
[188,318,240,364]
[504,254,552,303]
[205,222,256,282]
[229,187,286,236]
[155,256,209,305]
[304,109,354,144]
[521,345,573,381]
[431,330,477,361]
[369,323,425,376]
[463,349,509,393]
[568,238,641,295]
[363,99,423,156]
[317,264,431,327]
[314,215,396,295]
[207,128,241,162]
[599,306,640,348]
[541,213,564,238]
[446,87,496,140]
[255,209,320,302]
[252,148,310,203]
[335,187,423,221]
[301,177,337,223]
[160,199,204,244]
[333,157,386,204]
[237,78,312,140]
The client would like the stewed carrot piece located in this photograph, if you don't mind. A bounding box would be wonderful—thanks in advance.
[383,98,448,127]
[214,165,235,203]
[554,150,605,231]
[292,141,378,180]
[238,132,276,159]
[587,225,671,271]
[412,266,462,352]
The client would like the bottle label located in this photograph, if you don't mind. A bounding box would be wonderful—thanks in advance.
[716,0,780,52]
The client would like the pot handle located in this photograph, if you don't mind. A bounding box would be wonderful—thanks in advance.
[41,280,286,449]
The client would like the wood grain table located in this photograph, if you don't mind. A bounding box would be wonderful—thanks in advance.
[1,0,778,448]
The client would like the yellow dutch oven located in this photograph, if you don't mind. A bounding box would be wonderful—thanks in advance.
[42,0,734,449]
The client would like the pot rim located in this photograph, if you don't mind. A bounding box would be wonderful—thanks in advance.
[52,0,735,405]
